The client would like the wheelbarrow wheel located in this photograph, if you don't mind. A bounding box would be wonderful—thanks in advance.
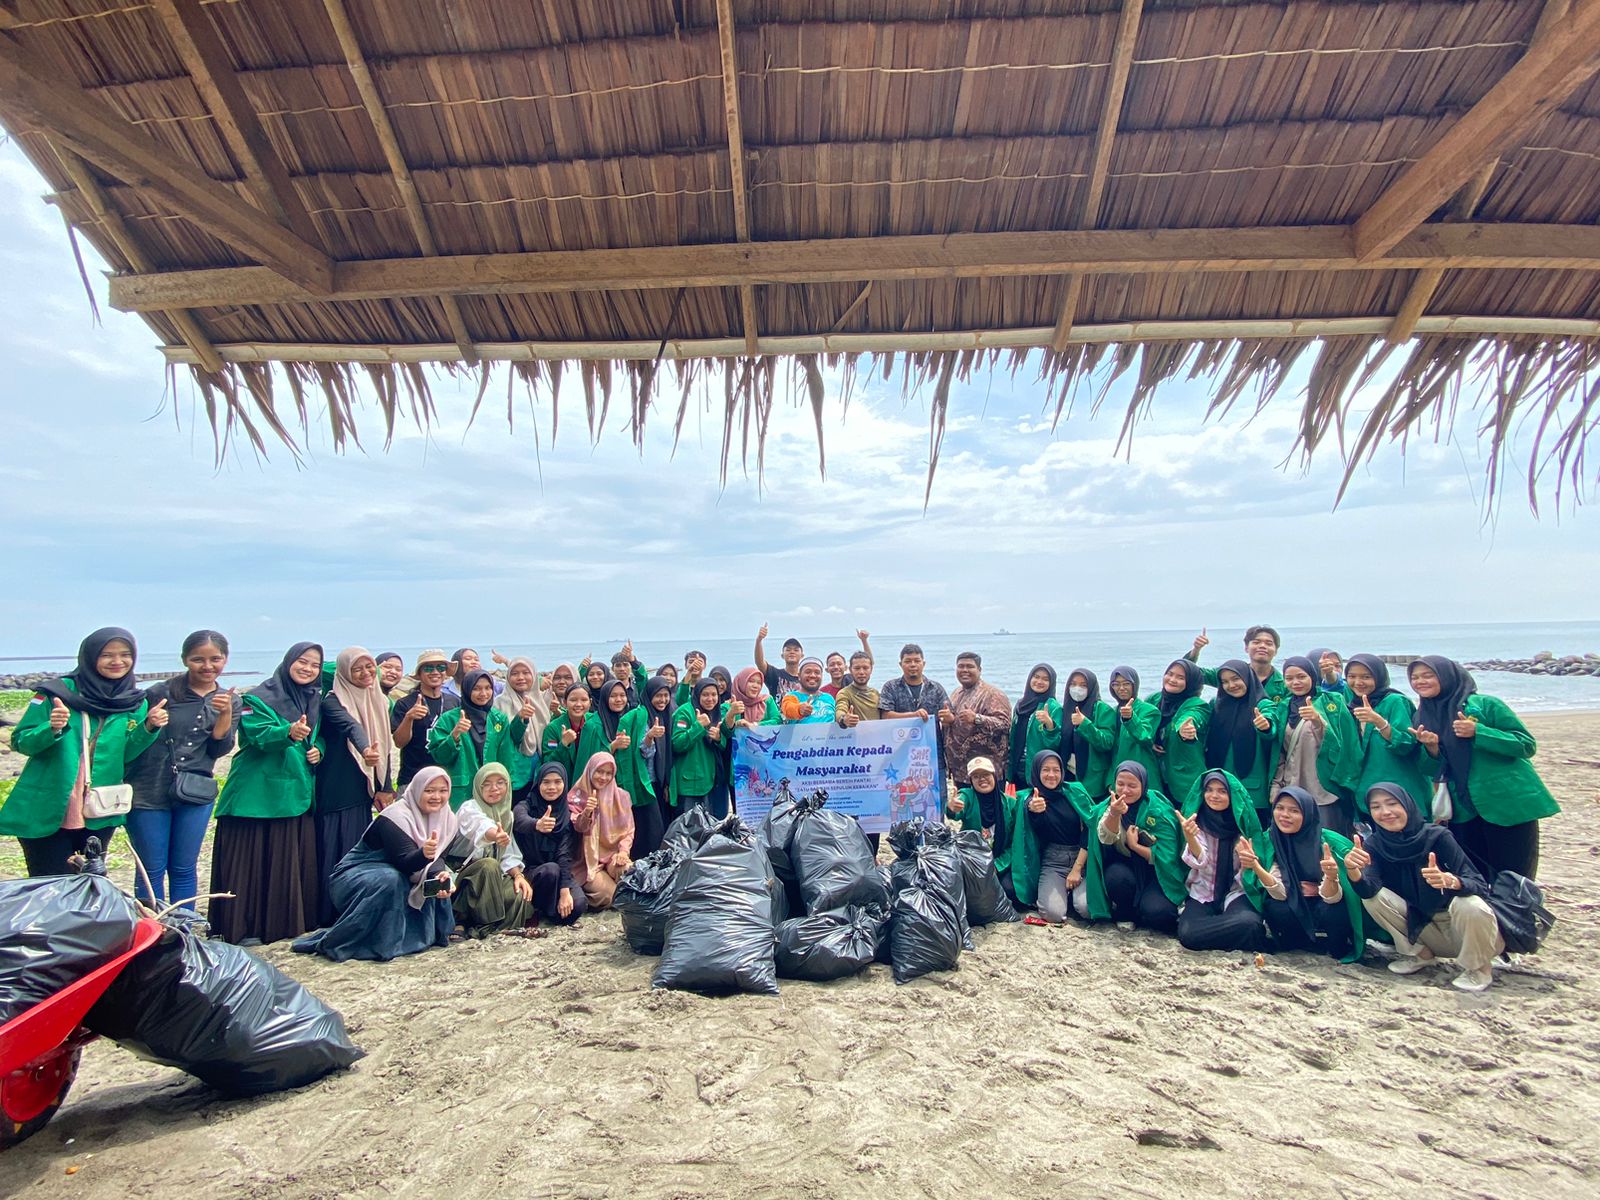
[1,1047,81,1151]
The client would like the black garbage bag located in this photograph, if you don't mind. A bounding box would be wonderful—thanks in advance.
[654,827,780,995]
[890,821,973,949]
[661,804,721,855]
[0,874,140,1025]
[791,791,890,914]
[889,880,964,983]
[614,846,688,955]
[953,829,1019,926]
[85,922,364,1095]
[775,905,884,981]
[1486,871,1556,954]
[887,818,927,897]
[758,780,807,915]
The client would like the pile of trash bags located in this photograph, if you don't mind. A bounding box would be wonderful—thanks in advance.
[0,870,363,1097]
[614,789,1021,991]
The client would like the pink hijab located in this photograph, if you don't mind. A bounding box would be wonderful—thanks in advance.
[331,645,394,795]
[567,751,634,881]
[732,666,768,715]
[376,766,459,908]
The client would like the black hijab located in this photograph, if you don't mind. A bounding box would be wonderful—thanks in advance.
[969,765,1003,830]
[1010,663,1057,779]
[1061,667,1102,781]
[1364,782,1467,931]
[249,641,323,728]
[1028,749,1066,804]
[1195,769,1241,910]
[34,626,147,717]
[1345,653,1397,707]
[1281,656,1319,729]
[1269,786,1326,938]
[594,678,630,741]
[643,675,677,783]
[458,668,494,752]
[693,679,723,718]
[1411,656,1478,804]
[514,762,574,865]
[1029,749,1083,844]
[1205,659,1264,777]
[1111,760,1148,830]
[1153,659,1201,751]
[709,666,733,701]
[1108,666,1139,724]
[375,651,403,695]
[585,662,613,694]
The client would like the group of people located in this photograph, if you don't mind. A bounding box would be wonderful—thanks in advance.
[1,623,1558,990]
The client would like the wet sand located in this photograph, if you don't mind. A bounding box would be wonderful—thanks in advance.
[2,713,1598,1198]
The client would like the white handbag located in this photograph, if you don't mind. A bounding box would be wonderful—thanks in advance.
[80,717,134,820]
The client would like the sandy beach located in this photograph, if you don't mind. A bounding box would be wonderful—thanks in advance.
[1,712,1597,1198]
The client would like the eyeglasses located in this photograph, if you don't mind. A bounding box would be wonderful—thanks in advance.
[419,664,448,674]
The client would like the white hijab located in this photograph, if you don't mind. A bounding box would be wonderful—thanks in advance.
[493,655,551,754]
[332,646,395,796]
[376,766,460,908]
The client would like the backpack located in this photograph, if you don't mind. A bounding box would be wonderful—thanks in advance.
[1485,871,1555,955]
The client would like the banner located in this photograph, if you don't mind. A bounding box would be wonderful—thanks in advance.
[731,717,945,834]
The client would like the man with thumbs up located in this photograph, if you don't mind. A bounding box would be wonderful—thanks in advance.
[390,649,461,787]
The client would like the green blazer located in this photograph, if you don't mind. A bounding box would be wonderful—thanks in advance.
[1180,770,1274,912]
[946,784,1043,906]
[428,707,526,810]
[1426,694,1559,826]
[1149,694,1211,816]
[540,711,608,789]
[1082,786,1187,919]
[1348,691,1433,816]
[216,694,322,820]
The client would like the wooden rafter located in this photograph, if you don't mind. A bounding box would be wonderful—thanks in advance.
[1385,0,1571,343]
[1354,0,1600,262]
[105,222,1600,314]
[150,0,323,252]
[54,146,224,374]
[1050,0,1143,352]
[159,313,1600,369]
[0,34,333,293]
[320,0,477,363]
[714,0,758,356]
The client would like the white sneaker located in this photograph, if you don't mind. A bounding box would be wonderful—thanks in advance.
[1451,968,1494,993]
[1388,955,1433,975]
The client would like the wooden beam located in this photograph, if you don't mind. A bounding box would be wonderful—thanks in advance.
[150,0,323,251]
[0,34,332,293]
[714,0,758,355]
[158,313,1600,369]
[320,0,476,362]
[106,222,1600,314]
[1385,0,1570,342]
[54,146,224,374]
[1354,0,1600,261]
[1051,0,1143,351]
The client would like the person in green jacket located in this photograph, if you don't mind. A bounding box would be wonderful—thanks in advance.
[1082,761,1184,931]
[1186,624,1290,702]
[593,678,663,855]
[2,626,161,876]
[1006,664,1060,787]
[1409,656,1559,880]
[1260,786,1364,962]
[428,670,526,810]
[1343,654,1433,820]
[1174,769,1273,952]
[1270,655,1360,835]
[210,641,326,946]
[1150,659,1209,811]
[1023,750,1096,924]
[1061,668,1117,799]
[1107,665,1160,783]
[945,755,1039,906]
[493,656,550,799]
[671,679,732,818]
[1203,660,1286,813]
[541,685,608,786]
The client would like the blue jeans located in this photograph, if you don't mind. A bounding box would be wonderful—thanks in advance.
[125,803,214,909]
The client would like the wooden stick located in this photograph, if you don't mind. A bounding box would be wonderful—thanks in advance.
[54,147,224,374]
[157,314,1600,368]
[320,0,476,362]
[714,0,758,356]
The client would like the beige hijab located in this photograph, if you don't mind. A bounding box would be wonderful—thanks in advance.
[494,655,551,754]
[332,645,394,795]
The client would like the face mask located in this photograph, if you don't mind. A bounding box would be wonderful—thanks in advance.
[1068,685,1089,703]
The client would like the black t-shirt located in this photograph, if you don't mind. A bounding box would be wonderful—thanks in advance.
[763,665,802,701]
[391,691,460,785]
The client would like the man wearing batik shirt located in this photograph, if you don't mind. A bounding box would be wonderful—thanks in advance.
[939,651,1011,790]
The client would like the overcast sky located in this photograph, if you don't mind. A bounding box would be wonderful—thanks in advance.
[3,138,1597,656]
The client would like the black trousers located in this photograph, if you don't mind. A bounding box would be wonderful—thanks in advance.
[1102,858,1180,933]
[20,827,98,877]
[527,861,587,924]
[1263,894,1354,958]
[1451,817,1540,880]
[1178,894,1267,952]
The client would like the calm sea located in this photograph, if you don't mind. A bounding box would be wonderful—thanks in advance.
[6,622,1599,713]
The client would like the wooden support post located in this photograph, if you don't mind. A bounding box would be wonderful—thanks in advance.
[714,0,758,356]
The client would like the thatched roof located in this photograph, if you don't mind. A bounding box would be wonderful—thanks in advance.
[2,0,1599,502]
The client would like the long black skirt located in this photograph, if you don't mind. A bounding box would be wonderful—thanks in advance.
[209,813,321,945]
[314,806,373,927]
[631,799,666,859]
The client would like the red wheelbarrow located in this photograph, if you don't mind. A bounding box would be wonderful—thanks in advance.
[0,917,164,1150]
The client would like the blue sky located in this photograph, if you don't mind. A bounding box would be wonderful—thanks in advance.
[2,137,1597,656]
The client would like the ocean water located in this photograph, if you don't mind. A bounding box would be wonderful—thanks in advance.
[6,622,1599,713]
